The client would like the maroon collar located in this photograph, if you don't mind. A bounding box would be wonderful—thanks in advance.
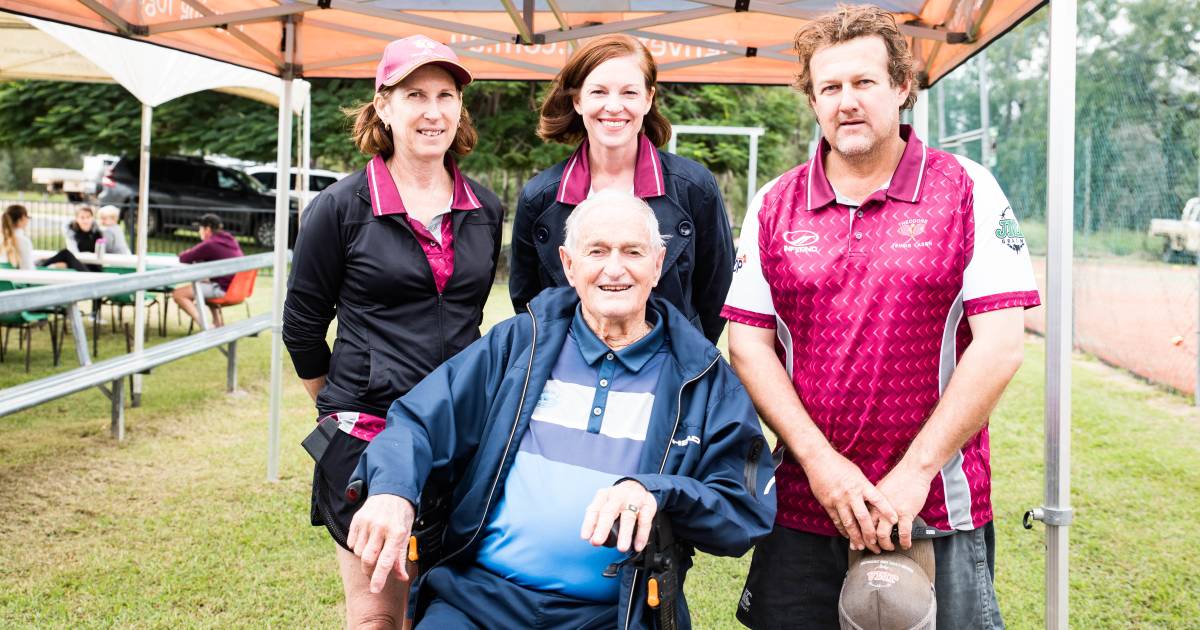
[805,124,928,211]
[366,153,482,217]
[555,133,666,205]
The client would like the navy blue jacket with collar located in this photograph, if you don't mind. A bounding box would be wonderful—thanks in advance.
[509,150,735,344]
[354,287,776,629]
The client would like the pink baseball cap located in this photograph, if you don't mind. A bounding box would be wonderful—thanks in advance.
[375,35,473,91]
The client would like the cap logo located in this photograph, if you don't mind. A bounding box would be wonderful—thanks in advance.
[865,568,901,588]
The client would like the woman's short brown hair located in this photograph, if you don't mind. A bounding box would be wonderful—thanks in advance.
[792,5,918,111]
[348,77,478,158]
[537,34,672,147]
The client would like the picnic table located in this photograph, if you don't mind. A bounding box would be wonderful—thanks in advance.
[32,250,182,268]
[0,268,114,285]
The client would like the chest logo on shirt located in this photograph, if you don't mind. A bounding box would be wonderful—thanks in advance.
[891,218,932,250]
[783,230,820,254]
[995,207,1026,253]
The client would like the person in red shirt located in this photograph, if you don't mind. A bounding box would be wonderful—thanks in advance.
[723,6,1039,629]
[174,213,243,327]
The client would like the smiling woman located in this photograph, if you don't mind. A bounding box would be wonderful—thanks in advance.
[509,34,735,345]
[282,34,503,630]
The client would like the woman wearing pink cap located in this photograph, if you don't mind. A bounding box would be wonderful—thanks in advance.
[283,35,503,628]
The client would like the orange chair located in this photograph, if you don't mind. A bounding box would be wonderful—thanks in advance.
[199,269,257,329]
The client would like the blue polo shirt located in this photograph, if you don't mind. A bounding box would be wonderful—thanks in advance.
[475,306,668,602]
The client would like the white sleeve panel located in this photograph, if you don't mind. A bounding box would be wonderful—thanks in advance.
[722,176,783,324]
[955,156,1040,304]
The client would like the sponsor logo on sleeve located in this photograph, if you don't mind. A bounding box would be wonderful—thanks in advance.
[733,252,747,273]
[995,207,1026,252]
[783,230,820,254]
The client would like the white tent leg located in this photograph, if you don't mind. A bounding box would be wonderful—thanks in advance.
[299,96,311,224]
[979,49,991,168]
[268,19,295,482]
[747,133,758,213]
[1038,1,1076,628]
[132,103,152,406]
[912,89,930,143]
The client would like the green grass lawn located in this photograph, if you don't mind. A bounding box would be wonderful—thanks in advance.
[0,281,1196,628]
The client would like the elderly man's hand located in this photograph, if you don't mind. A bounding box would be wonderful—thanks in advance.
[347,494,416,593]
[581,479,658,553]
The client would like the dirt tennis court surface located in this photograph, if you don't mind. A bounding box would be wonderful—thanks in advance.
[1025,256,1198,395]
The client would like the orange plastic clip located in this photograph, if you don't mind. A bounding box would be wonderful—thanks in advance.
[647,577,660,608]
[407,536,419,562]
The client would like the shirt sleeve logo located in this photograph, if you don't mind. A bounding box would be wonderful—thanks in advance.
[783,230,820,254]
[995,207,1027,253]
[733,252,747,273]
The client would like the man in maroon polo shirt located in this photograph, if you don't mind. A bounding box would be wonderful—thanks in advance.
[173,213,244,328]
[723,6,1039,629]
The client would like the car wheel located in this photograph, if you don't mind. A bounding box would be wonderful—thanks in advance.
[255,219,275,248]
[146,209,161,236]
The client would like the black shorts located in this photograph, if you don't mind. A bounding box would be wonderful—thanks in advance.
[310,427,369,551]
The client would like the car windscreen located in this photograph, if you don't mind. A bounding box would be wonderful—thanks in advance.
[234,170,269,194]
[250,172,276,189]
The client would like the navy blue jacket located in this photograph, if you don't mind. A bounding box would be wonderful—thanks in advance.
[509,151,735,344]
[355,287,776,629]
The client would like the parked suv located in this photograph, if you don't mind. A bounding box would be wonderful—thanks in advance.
[99,155,298,247]
[245,165,346,207]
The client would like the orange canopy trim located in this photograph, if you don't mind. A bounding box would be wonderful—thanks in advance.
[0,0,1046,85]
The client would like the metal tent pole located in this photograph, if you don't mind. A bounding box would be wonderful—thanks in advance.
[912,89,930,143]
[1027,1,1077,628]
[132,103,152,406]
[979,49,991,168]
[267,17,295,482]
[747,132,759,211]
[299,95,311,223]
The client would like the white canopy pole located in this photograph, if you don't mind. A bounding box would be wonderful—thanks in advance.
[912,89,930,144]
[300,96,311,222]
[1041,0,1076,627]
[131,103,152,407]
[267,18,296,482]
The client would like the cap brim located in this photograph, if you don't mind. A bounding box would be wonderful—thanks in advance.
[380,58,473,90]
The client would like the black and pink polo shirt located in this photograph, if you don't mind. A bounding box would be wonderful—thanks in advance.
[365,153,482,294]
[335,153,483,439]
[722,126,1040,535]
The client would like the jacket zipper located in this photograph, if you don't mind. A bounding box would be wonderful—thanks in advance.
[623,354,720,630]
[427,305,538,570]
[437,293,446,363]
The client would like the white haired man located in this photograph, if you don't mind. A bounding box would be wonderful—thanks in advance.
[346,189,776,628]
